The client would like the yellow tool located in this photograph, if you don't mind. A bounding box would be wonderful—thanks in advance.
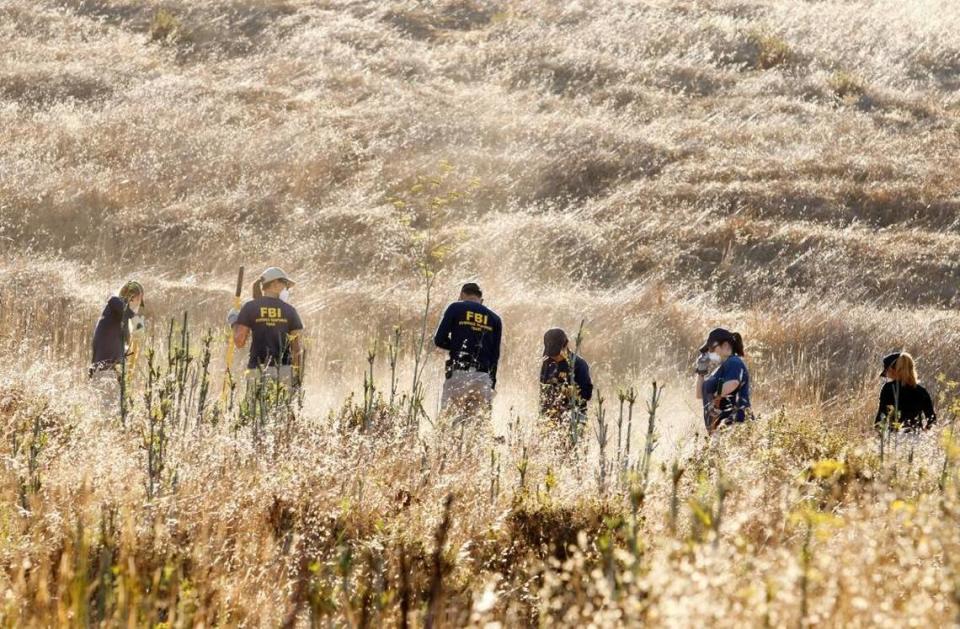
[220,266,245,406]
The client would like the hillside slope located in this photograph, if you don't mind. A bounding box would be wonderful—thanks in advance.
[3,0,960,413]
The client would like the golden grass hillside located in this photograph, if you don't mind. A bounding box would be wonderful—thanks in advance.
[2,0,960,626]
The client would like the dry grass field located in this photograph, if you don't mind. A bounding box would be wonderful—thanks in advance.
[2,0,960,625]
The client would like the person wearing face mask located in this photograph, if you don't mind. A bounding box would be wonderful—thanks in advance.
[539,327,593,436]
[694,328,751,433]
[228,267,304,402]
[875,352,936,431]
[90,280,146,378]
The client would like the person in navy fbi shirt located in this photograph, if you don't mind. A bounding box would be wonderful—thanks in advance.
[228,267,304,408]
[433,282,502,419]
[694,327,752,433]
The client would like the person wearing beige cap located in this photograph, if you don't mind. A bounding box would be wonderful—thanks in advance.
[229,267,304,411]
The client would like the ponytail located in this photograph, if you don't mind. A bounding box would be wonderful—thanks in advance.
[892,352,917,387]
[252,279,263,300]
[730,332,744,357]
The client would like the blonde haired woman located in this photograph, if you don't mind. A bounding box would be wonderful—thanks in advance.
[875,352,936,431]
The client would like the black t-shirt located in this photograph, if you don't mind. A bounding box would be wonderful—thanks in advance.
[540,354,593,414]
[237,297,304,369]
[91,296,134,368]
[875,381,936,430]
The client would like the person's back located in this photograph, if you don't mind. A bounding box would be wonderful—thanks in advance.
[433,283,502,418]
[434,293,502,379]
[236,295,303,369]
[876,381,935,430]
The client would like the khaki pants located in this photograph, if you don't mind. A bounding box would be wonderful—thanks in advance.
[245,366,295,411]
[89,366,121,410]
[441,370,493,427]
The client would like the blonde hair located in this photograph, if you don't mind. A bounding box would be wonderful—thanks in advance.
[891,352,918,388]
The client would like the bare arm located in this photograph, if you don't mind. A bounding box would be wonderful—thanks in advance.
[290,333,304,376]
[233,324,250,349]
[720,380,739,397]
[695,374,704,400]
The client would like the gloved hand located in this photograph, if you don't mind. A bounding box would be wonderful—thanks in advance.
[694,353,711,375]
[226,308,240,327]
[129,315,146,338]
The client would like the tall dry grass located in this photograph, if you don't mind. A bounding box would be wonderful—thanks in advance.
[2,0,960,625]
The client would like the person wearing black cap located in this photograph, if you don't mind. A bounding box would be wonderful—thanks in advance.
[433,282,502,419]
[539,328,593,431]
[875,351,935,431]
[694,327,751,433]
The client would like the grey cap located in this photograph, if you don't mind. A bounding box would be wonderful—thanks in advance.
[260,267,295,287]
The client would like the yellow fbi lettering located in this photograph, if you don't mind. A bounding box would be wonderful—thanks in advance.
[256,307,289,327]
[460,310,493,332]
[466,311,488,326]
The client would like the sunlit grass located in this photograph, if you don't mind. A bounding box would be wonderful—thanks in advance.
[2,0,960,625]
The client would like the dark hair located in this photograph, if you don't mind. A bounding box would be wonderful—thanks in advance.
[252,279,263,300]
[728,332,744,356]
[461,282,482,298]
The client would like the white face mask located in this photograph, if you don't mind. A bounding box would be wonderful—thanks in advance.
[279,288,290,303]
[707,352,721,363]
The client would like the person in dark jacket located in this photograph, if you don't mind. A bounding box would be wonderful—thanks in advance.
[539,328,593,431]
[433,282,502,419]
[90,280,145,376]
[875,352,936,431]
[694,328,751,433]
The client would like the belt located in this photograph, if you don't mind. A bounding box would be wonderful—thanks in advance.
[452,365,489,374]
[446,358,490,375]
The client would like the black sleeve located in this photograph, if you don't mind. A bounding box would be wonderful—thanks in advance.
[576,359,593,401]
[237,301,257,328]
[288,305,304,332]
[433,305,454,350]
[875,382,895,426]
[922,386,936,426]
[489,315,502,373]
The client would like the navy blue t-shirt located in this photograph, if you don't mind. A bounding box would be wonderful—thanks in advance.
[540,353,593,413]
[702,354,751,426]
[91,296,134,368]
[237,297,304,369]
[433,300,502,380]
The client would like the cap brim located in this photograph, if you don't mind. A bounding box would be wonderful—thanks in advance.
[699,342,709,353]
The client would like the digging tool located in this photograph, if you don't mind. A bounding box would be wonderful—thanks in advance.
[127,314,146,385]
[220,266,244,406]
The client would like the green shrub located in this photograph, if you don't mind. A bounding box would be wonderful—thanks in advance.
[828,70,866,101]
[150,8,181,43]
[748,30,793,70]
